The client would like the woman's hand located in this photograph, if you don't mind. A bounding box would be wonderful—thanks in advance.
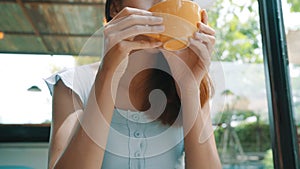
[101,7,165,74]
[161,10,215,91]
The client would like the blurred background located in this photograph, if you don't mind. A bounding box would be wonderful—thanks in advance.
[0,0,299,168]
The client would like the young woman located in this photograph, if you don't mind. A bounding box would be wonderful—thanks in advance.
[45,0,221,168]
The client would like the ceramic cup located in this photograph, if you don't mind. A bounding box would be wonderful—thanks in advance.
[146,0,201,51]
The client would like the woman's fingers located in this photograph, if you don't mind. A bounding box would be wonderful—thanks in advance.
[101,7,164,76]
[201,9,208,25]
[188,38,211,72]
[105,24,164,49]
[199,9,215,38]
[193,32,215,44]
[189,38,210,60]
[197,22,215,36]
[193,32,215,53]
[109,7,153,23]
[105,15,163,34]
[120,25,164,38]
[188,14,216,80]
[116,40,162,54]
[103,6,165,52]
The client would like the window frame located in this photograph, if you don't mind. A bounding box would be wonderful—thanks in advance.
[0,124,50,142]
[258,0,300,168]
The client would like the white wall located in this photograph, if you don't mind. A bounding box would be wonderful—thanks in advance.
[0,143,48,169]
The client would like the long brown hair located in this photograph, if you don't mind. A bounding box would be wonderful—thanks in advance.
[105,0,214,125]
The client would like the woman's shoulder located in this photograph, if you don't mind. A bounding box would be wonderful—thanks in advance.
[44,62,100,106]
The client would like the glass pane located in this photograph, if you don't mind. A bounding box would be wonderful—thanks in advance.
[208,0,273,168]
[0,54,71,124]
[0,54,98,124]
[283,0,300,155]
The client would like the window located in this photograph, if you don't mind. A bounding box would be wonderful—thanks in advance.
[0,0,298,168]
[284,0,300,158]
[207,0,271,168]
[0,54,74,124]
[0,0,104,142]
[258,0,300,168]
[0,54,99,142]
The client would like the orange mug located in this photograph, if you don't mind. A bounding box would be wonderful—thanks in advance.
[146,0,201,51]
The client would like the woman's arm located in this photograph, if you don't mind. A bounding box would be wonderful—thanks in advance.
[159,9,220,168]
[48,7,165,169]
[184,101,222,169]
[47,80,82,168]
[49,68,116,169]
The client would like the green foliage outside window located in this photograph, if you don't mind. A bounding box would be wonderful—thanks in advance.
[263,149,274,169]
[208,0,262,63]
[214,110,271,153]
[287,0,300,12]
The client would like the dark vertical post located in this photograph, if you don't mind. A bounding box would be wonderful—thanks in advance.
[258,0,300,168]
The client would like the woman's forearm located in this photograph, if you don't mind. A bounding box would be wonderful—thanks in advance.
[183,112,222,169]
[181,91,221,169]
[53,68,116,169]
[184,125,221,169]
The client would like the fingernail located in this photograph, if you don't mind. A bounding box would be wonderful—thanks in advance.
[156,17,163,22]
[193,32,197,37]
[152,16,163,23]
[156,25,165,31]
[145,11,153,15]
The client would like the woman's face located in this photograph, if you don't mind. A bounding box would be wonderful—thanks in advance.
[121,0,163,10]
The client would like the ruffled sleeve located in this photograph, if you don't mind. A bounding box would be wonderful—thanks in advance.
[44,63,98,107]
